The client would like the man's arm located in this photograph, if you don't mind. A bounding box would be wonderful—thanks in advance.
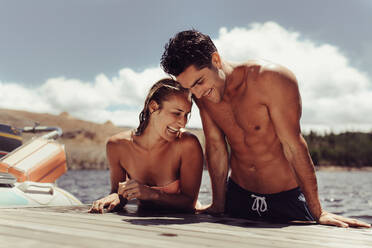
[263,66,370,228]
[197,101,229,214]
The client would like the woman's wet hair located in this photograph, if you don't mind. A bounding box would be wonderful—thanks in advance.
[161,29,217,76]
[135,78,190,136]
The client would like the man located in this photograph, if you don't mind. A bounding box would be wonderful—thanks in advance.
[160,30,370,228]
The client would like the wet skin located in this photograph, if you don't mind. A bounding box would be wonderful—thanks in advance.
[177,60,299,194]
[89,94,203,213]
[176,53,371,228]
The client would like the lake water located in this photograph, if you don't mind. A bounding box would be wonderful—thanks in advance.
[57,170,372,224]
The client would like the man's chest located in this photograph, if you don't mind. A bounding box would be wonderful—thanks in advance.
[203,93,271,143]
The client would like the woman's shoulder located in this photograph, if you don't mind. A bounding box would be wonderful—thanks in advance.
[106,130,134,148]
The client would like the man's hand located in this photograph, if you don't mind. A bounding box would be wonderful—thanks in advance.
[196,203,225,216]
[118,179,158,201]
[318,211,371,228]
[88,193,125,214]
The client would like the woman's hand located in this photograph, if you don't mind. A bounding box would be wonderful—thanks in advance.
[88,193,125,214]
[118,179,159,201]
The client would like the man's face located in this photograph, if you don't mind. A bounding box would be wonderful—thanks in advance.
[176,65,225,103]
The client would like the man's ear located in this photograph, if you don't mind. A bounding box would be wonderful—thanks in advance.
[148,100,159,114]
[211,52,222,69]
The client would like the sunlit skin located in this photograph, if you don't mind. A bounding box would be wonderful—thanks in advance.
[176,52,371,228]
[88,94,203,213]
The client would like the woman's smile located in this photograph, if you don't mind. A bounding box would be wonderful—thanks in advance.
[167,126,179,135]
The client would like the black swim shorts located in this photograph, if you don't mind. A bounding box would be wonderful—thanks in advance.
[225,178,315,223]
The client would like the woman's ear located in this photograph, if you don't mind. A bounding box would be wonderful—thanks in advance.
[148,100,159,114]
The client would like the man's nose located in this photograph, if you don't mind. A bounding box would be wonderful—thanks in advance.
[177,115,187,128]
[191,87,202,99]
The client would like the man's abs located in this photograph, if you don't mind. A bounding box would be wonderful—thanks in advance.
[229,143,299,194]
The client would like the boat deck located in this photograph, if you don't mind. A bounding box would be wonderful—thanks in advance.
[0,204,371,248]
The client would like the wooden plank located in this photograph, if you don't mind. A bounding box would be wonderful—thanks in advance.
[1,207,370,248]
[0,225,125,248]
[0,206,371,248]
[11,206,371,242]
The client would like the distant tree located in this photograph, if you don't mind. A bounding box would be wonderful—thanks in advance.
[303,131,372,167]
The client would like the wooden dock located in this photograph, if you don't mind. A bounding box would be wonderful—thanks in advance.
[0,204,371,248]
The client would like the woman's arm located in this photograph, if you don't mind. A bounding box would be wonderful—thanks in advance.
[89,134,128,213]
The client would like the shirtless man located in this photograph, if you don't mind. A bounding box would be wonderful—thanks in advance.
[160,30,371,227]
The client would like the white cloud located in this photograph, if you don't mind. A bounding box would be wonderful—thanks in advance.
[1,21,372,133]
[0,68,169,128]
[214,22,372,133]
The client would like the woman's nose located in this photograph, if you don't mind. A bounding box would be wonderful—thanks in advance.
[177,115,187,127]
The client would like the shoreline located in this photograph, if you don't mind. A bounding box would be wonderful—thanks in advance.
[66,164,372,172]
[315,165,372,172]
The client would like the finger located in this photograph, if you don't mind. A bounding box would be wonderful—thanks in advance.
[322,218,349,228]
[107,199,120,212]
[120,180,135,188]
[334,215,371,228]
[118,181,136,195]
[126,188,140,200]
[122,182,139,192]
[122,186,139,197]
[118,182,128,194]
[126,193,135,200]
[88,206,95,213]
[98,202,105,214]
[125,189,138,200]
[118,186,123,195]
[345,219,371,228]
[89,201,100,213]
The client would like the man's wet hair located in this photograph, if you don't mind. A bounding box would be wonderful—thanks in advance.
[161,29,217,76]
[135,78,190,136]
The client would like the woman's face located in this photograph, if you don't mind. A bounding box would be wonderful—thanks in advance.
[151,94,191,141]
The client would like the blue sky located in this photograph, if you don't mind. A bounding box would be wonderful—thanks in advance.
[1,0,372,132]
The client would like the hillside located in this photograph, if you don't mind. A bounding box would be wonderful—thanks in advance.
[0,108,205,170]
[0,108,128,169]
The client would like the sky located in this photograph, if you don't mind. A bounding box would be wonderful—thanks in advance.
[1,0,372,133]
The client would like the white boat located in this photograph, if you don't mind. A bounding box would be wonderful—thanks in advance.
[0,174,81,207]
[0,124,82,207]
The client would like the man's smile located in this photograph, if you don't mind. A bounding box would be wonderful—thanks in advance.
[203,88,213,97]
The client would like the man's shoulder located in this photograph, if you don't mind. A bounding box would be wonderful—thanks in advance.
[252,62,300,103]
[178,130,200,143]
[177,130,202,150]
[231,60,300,103]
[257,61,298,85]
[234,59,297,83]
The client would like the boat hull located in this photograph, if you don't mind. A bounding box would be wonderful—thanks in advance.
[0,181,82,207]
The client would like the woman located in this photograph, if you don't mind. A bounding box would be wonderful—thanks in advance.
[89,78,203,213]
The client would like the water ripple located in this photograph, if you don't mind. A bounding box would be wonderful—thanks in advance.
[57,170,372,224]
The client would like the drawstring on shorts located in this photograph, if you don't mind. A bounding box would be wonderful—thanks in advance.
[251,194,267,216]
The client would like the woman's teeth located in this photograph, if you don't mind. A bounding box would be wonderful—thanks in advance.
[167,126,179,134]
